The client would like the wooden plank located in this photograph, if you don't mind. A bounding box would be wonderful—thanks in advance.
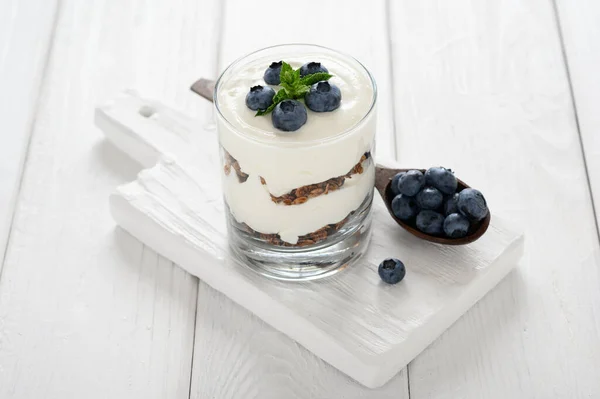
[554,0,600,229]
[189,0,409,397]
[0,0,220,397]
[0,0,58,269]
[388,1,600,397]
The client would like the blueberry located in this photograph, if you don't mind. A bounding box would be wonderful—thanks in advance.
[444,193,460,216]
[305,81,341,112]
[443,213,470,238]
[264,61,282,85]
[397,170,425,197]
[416,210,445,236]
[299,62,329,77]
[245,85,275,111]
[425,167,457,195]
[378,258,406,285]
[391,194,419,221]
[390,172,405,196]
[271,100,307,131]
[457,188,489,221]
[416,187,443,210]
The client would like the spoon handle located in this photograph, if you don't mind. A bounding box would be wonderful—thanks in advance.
[190,78,215,102]
[375,165,405,198]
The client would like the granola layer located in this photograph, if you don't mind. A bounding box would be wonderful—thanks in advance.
[240,213,353,247]
[223,151,371,205]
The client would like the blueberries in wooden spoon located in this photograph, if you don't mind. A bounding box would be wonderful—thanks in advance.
[381,166,490,244]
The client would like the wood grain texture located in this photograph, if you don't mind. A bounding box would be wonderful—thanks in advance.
[0,0,220,397]
[192,284,408,399]
[388,1,600,397]
[0,0,58,269]
[554,0,600,227]
[189,0,404,396]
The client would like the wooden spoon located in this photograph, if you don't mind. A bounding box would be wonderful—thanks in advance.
[375,166,491,245]
[190,79,491,245]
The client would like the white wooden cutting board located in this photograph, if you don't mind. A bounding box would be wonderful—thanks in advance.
[95,91,524,388]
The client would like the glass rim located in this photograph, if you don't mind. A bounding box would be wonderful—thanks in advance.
[213,43,378,146]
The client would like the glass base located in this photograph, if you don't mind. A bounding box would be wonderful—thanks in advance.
[227,197,373,281]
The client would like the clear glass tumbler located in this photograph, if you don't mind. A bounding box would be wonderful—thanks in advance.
[214,44,377,280]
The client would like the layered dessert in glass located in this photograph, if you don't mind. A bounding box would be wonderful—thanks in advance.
[214,44,377,280]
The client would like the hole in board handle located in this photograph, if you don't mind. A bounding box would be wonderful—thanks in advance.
[139,105,156,118]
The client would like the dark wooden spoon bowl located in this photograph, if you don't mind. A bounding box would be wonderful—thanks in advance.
[375,165,491,245]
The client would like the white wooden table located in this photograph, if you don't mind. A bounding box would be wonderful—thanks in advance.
[1,0,599,397]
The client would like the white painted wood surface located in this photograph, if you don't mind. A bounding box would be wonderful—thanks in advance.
[389,1,600,397]
[97,91,523,388]
[0,0,599,397]
[555,0,600,225]
[0,0,219,398]
[0,0,58,268]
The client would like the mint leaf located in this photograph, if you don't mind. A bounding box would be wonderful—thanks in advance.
[279,62,294,86]
[294,85,310,97]
[255,89,290,116]
[299,72,333,86]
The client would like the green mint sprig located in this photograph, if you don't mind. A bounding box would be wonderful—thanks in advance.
[255,61,332,116]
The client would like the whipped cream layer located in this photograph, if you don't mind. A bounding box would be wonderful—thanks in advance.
[217,54,374,144]
[215,48,376,243]
[223,163,375,244]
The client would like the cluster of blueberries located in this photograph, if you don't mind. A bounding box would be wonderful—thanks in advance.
[245,62,342,131]
[390,167,489,238]
[378,168,489,285]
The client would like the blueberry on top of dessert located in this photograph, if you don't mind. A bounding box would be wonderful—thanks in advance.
[305,81,342,112]
[263,61,283,85]
[271,100,307,131]
[299,61,329,77]
[245,85,275,111]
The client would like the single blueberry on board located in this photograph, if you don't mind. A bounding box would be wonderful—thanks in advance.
[299,62,329,77]
[263,61,283,85]
[397,170,425,197]
[416,186,443,210]
[457,188,489,221]
[443,213,470,238]
[305,81,342,112]
[390,172,405,196]
[378,258,406,285]
[425,166,458,195]
[416,210,445,236]
[391,194,419,221]
[444,193,460,216]
[271,100,307,132]
[245,85,276,111]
